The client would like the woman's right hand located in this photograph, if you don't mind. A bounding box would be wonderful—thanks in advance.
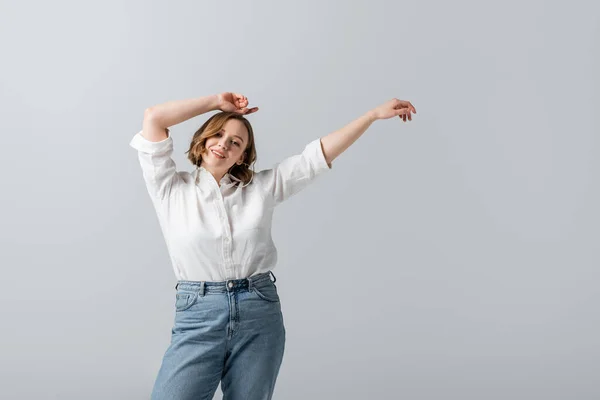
[216,92,259,115]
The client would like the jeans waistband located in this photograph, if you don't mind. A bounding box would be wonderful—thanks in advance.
[175,271,276,294]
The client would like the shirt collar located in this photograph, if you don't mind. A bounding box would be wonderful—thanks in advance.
[196,165,240,187]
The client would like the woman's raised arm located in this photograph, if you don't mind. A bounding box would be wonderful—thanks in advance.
[141,94,222,142]
[320,98,416,164]
[141,93,259,142]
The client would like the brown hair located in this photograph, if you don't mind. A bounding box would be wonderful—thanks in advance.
[185,112,257,186]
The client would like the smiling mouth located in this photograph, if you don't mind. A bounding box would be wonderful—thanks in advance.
[211,149,226,159]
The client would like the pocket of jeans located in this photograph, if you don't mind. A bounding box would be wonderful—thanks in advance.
[251,282,280,303]
[175,291,198,312]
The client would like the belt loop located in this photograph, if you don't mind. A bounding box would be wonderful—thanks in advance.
[269,271,276,283]
[199,281,205,297]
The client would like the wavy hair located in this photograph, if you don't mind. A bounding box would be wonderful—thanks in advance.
[185,112,257,186]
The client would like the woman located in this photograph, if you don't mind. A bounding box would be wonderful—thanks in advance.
[130,92,416,400]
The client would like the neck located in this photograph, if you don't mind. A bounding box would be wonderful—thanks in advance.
[200,164,227,185]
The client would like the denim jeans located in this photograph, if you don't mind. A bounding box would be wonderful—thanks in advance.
[150,271,286,400]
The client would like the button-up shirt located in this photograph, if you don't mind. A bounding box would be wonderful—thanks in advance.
[129,131,332,281]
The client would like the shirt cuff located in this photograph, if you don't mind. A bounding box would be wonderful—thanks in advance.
[129,131,173,154]
[308,138,333,171]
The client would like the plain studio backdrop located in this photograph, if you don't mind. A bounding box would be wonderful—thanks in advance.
[1,0,598,399]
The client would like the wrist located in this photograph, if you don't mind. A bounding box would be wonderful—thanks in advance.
[365,110,378,123]
[210,94,222,111]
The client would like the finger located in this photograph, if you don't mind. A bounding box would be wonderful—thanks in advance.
[246,107,259,114]
[400,100,416,114]
[407,111,412,121]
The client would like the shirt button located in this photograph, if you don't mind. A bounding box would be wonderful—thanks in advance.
[225,237,230,242]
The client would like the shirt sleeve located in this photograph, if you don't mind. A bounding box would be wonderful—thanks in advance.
[255,138,332,205]
[129,130,182,202]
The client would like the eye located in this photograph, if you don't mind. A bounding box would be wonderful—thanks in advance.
[232,141,240,146]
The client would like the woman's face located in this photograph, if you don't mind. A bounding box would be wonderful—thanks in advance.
[201,118,249,171]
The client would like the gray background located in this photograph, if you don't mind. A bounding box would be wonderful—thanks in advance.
[1,0,598,398]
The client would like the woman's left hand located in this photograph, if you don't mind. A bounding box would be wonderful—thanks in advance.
[370,98,417,122]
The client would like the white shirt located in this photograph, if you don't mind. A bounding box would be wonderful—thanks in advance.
[129,131,332,282]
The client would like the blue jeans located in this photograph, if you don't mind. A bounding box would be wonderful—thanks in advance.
[151,271,286,400]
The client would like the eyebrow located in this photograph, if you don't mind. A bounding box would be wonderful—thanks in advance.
[220,129,245,143]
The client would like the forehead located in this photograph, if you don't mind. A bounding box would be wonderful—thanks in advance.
[221,119,249,141]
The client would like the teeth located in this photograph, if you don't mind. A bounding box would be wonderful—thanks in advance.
[212,150,225,158]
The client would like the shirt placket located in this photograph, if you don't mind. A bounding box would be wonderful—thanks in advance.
[210,180,235,279]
